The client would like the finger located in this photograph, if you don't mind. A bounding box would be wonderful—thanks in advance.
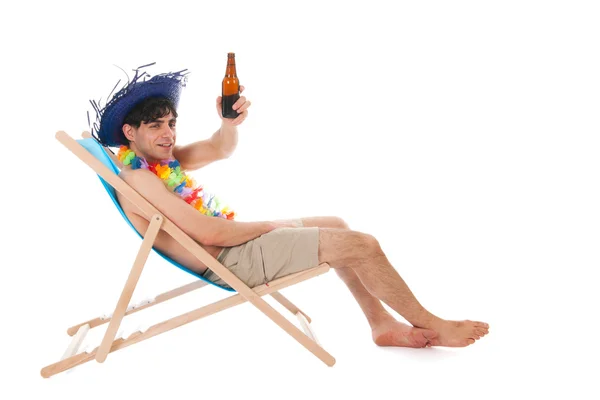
[232,96,246,110]
[232,110,247,125]
[236,100,252,113]
[216,96,222,104]
[240,85,245,93]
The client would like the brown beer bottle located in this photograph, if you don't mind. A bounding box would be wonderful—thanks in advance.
[221,52,240,119]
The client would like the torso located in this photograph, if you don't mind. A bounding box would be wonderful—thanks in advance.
[116,172,224,276]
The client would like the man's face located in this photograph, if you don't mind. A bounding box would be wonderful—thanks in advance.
[123,112,177,162]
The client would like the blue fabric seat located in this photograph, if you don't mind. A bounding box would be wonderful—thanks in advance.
[78,137,235,292]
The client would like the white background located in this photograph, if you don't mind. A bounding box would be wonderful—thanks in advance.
[1,0,599,398]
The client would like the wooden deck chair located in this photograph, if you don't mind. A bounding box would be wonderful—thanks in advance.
[40,131,335,378]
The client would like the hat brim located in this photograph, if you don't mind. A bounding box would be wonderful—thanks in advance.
[90,67,188,147]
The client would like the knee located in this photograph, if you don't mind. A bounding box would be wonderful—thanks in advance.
[319,229,383,269]
[355,232,383,257]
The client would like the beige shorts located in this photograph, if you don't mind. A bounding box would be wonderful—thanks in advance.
[202,219,320,289]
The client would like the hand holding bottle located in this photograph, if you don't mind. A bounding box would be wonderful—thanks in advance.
[218,52,250,126]
[216,85,250,126]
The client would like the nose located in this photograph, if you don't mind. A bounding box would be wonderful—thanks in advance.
[162,126,175,139]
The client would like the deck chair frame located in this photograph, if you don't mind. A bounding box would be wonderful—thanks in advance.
[41,131,335,378]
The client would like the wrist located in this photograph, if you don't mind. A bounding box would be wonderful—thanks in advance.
[270,219,300,229]
[220,121,238,132]
[216,123,238,156]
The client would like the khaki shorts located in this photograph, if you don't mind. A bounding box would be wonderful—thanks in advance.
[202,219,320,289]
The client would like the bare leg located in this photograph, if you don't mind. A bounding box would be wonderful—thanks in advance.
[334,267,438,347]
[316,225,489,347]
[299,217,437,348]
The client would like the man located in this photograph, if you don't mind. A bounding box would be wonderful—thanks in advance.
[91,64,489,349]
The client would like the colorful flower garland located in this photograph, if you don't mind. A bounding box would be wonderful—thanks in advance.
[117,146,235,220]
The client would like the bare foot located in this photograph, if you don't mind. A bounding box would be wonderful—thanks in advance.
[428,320,490,347]
[372,320,438,348]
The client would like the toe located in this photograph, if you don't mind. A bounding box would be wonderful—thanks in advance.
[456,338,475,347]
[453,338,475,347]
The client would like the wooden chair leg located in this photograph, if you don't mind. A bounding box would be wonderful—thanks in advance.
[95,214,164,363]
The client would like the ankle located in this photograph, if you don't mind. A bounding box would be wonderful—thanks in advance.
[408,311,444,329]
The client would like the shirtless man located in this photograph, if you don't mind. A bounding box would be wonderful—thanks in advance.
[91,65,489,348]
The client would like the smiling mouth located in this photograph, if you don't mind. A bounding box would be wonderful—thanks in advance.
[158,143,173,148]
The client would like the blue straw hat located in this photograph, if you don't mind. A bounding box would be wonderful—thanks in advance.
[89,63,189,147]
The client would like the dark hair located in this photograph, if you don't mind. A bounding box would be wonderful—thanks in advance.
[120,97,178,142]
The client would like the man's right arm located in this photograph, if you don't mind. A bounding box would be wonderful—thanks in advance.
[122,169,276,247]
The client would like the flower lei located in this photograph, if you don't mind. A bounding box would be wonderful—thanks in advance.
[117,146,235,220]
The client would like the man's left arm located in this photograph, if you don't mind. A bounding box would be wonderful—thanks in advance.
[173,123,238,171]
[173,86,250,171]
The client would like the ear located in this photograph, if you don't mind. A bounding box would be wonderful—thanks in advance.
[122,124,135,142]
